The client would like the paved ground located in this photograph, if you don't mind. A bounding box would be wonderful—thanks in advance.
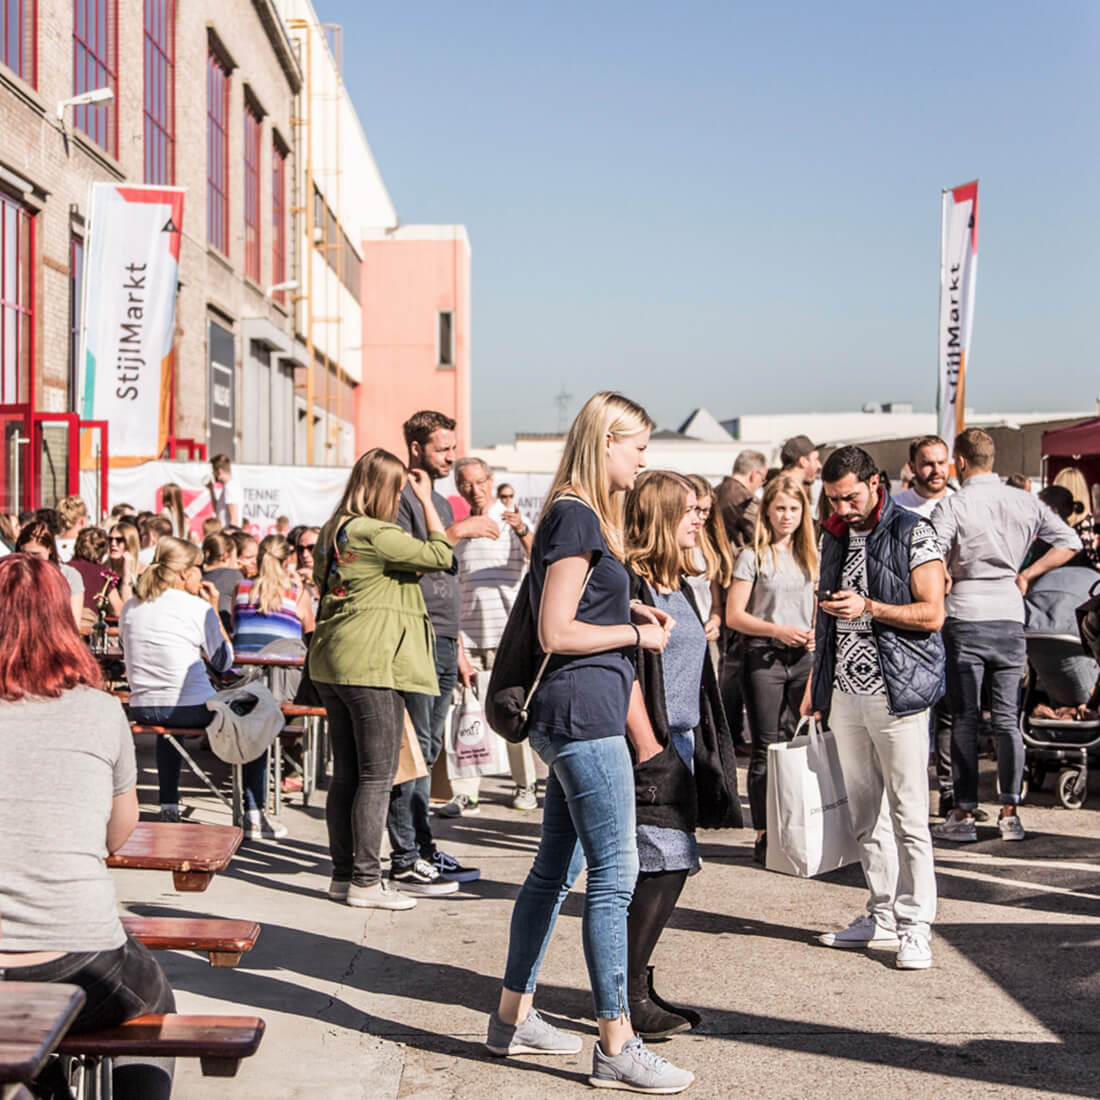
[113,745,1100,1099]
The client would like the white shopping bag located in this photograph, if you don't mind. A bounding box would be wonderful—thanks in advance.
[765,717,861,877]
[446,685,510,779]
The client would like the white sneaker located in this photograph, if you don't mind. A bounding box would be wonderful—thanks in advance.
[931,813,978,843]
[896,930,932,970]
[347,881,416,910]
[511,785,538,811]
[437,794,480,818]
[818,913,900,949]
[243,814,288,840]
[998,814,1026,841]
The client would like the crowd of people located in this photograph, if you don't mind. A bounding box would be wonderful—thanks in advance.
[2,395,1098,1096]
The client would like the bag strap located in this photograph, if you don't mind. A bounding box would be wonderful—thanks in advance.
[521,561,596,718]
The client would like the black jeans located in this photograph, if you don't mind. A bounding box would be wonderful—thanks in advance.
[931,698,953,797]
[743,643,813,828]
[0,934,174,1099]
[316,682,405,886]
[943,618,1027,809]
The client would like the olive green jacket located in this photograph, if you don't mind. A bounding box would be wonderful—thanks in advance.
[309,514,454,693]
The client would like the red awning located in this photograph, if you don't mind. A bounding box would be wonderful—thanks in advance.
[1042,418,1100,458]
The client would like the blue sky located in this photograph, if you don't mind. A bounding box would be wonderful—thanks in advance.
[320,1,1100,445]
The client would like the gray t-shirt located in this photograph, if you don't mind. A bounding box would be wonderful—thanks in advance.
[0,687,136,951]
[732,544,815,641]
[397,482,459,639]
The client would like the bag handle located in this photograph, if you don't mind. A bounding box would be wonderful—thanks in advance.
[794,715,820,741]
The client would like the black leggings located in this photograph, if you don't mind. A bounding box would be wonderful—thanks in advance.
[743,643,812,829]
[0,934,175,1099]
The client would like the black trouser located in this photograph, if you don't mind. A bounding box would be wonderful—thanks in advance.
[316,682,405,886]
[932,698,953,797]
[719,631,747,747]
[743,643,813,828]
[0,934,174,1099]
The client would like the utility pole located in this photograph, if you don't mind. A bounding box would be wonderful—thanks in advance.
[554,384,572,433]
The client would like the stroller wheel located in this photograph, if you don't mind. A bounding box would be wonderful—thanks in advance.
[1057,768,1087,810]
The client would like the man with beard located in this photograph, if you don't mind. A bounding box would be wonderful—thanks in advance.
[804,446,945,971]
[892,436,957,815]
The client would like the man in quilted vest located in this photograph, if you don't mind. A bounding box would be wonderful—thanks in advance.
[803,445,946,971]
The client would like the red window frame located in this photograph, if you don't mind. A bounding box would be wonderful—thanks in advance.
[143,0,175,185]
[73,0,118,157]
[1,1,36,84]
[69,235,84,406]
[271,140,286,302]
[0,195,34,406]
[243,98,262,282]
[206,49,230,254]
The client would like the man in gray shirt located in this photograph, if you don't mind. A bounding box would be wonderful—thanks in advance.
[386,410,496,893]
[931,428,1080,843]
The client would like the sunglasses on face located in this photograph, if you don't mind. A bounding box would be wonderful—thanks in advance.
[298,543,316,553]
[109,535,126,543]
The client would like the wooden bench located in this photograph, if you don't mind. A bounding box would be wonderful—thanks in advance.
[129,723,237,817]
[277,703,329,809]
[108,823,243,893]
[59,1014,265,1079]
[0,983,85,1087]
[121,917,260,967]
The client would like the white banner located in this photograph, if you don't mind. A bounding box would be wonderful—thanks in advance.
[937,180,979,457]
[79,183,185,458]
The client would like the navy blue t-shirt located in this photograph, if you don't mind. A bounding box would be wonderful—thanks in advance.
[526,498,634,740]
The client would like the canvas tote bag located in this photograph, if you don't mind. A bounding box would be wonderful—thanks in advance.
[765,716,861,877]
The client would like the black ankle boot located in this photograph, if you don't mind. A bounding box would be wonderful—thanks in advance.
[647,966,701,1028]
[628,968,691,1039]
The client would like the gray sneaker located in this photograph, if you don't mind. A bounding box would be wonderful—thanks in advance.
[347,880,416,910]
[485,1009,582,1057]
[512,785,538,811]
[590,1037,694,1093]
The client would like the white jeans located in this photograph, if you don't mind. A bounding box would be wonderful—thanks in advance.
[829,691,937,935]
[450,648,543,798]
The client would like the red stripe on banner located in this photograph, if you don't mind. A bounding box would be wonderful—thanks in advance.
[115,186,186,263]
[951,180,979,254]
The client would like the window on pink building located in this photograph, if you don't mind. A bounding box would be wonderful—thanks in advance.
[143,0,175,185]
[206,49,230,253]
[271,139,287,302]
[0,195,33,405]
[437,311,454,368]
[243,96,262,282]
[73,0,118,156]
[1,1,36,84]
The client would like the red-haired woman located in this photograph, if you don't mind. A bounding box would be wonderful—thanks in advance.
[0,555,175,1099]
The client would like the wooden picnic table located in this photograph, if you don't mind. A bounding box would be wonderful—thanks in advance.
[0,983,85,1085]
[108,823,243,892]
[232,654,304,668]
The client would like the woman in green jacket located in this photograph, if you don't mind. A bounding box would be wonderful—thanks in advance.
[311,448,454,909]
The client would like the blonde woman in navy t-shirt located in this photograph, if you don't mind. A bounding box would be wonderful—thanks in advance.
[486,393,696,1095]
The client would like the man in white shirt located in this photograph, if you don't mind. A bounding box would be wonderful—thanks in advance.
[207,454,243,527]
[55,495,88,563]
[442,457,543,816]
[893,435,957,815]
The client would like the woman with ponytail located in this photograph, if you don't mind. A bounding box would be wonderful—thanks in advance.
[232,534,315,654]
[122,537,284,838]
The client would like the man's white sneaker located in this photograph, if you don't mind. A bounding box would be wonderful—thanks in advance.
[998,813,1026,841]
[896,930,932,970]
[437,794,480,818]
[931,814,978,843]
[817,913,899,949]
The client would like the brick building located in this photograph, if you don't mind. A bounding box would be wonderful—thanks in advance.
[0,0,303,512]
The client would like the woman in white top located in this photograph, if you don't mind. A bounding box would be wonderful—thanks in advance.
[725,473,817,865]
[122,537,283,839]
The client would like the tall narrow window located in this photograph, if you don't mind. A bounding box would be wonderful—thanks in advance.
[69,235,84,405]
[437,310,454,368]
[271,140,287,302]
[206,49,230,253]
[242,97,261,282]
[1,1,35,84]
[143,0,175,185]
[73,0,118,156]
[0,196,33,406]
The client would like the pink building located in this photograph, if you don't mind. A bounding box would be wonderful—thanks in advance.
[358,226,472,458]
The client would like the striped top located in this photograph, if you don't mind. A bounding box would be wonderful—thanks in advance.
[232,579,304,654]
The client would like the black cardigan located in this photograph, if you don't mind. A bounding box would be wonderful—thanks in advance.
[628,569,743,832]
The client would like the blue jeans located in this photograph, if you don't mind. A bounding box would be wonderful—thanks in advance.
[503,730,639,1019]
[129,703,268,812]
[943,618,1027,808]
[388,635,458,869]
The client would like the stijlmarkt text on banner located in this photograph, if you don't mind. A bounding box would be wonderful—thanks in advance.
[78,183,186,459]
[937,180,978,458]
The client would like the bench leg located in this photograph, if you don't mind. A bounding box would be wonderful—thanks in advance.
[272,734,282,816]
[210,950,243,967]
[301,716,316,806]
[172,870,214,892]
[200,1056,243,1077]
[165,734,234,816]
[231,764,243,827]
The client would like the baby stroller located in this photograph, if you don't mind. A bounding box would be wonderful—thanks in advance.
[1020,632,1100,809]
